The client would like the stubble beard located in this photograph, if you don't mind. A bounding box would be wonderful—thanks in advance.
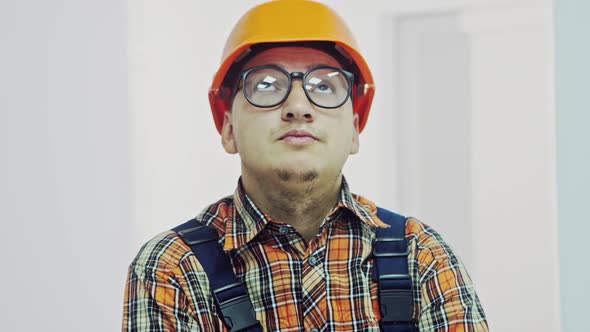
[275,168,319,183]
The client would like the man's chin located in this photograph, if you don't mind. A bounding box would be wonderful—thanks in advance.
[274,168,319,183]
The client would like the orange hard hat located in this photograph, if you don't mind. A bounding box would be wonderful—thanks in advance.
[208,0,375,134]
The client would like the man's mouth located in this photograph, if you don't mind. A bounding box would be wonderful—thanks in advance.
[278,129,318,145]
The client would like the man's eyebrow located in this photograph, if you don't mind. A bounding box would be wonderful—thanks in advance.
[274,62,341,71]
[305,63,338,70]
[242,62,341,72]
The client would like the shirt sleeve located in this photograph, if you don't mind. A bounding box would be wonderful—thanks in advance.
[409,219,489,332]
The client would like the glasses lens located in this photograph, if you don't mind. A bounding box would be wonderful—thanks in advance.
[243,67,289,107]
[304,68,350,107]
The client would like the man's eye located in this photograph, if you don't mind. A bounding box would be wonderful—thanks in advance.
[255,82,277,91]
[311,83,333,94]
[306,83,335,94]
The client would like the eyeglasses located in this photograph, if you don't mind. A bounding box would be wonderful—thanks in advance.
[236,65,354,109]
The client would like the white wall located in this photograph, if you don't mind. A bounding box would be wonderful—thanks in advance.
[0,1,132,331]
[464,7,558,331]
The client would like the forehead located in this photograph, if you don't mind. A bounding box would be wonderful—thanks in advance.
[243,46,342,71]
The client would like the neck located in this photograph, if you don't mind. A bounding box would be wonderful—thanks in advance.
[241,169,342,243]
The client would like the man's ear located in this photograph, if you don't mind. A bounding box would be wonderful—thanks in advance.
[221,111,238,154]
[350,113,360,155]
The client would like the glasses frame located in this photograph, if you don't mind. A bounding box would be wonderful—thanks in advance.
[237,65,355,109]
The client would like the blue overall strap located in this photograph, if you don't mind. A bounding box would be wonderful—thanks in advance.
[172,219,262,332]
[373,208,418,332]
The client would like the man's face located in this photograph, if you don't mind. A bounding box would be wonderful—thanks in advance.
[221,46,359,184]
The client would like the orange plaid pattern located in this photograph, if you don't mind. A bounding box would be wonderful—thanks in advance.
[123,178,488,331]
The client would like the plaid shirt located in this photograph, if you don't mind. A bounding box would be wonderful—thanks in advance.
[123,178,488,331]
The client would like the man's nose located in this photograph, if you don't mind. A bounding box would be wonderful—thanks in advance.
[281,80,315,122]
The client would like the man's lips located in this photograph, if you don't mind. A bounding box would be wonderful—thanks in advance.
[279,129,318,140]
[278,129,318,145]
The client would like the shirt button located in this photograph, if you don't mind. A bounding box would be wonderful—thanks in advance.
[310,329,319,332]
[308,256,318,266]
[279,226,290,235]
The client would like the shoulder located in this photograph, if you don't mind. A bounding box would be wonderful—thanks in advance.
[128,197,233,277]
[128,230,195,277]
[404,217,460,276]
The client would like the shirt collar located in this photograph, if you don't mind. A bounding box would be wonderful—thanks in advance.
[336,177,389,229]
[223,176,388,251]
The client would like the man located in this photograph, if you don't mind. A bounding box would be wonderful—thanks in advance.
[123,1,488,331]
